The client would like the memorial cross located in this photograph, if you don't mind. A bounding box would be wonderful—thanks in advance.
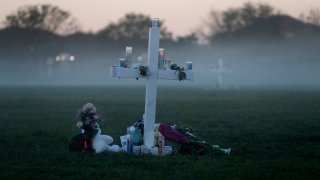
[111,18,193,147]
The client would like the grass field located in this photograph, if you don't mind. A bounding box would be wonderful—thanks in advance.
[0,86,319,179]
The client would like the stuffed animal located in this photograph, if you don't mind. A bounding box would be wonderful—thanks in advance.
[92,124,119,153]
[69,103,119,153]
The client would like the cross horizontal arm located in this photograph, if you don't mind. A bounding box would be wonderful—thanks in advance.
[110,66,144,78]
[110,66,193,81]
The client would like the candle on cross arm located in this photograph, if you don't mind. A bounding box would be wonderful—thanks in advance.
[158,48,165,69]
[125,47,133,67]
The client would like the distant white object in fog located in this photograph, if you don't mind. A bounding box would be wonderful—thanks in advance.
[210,58,231,89]
[54,53,76,75]
[46,58,54,77]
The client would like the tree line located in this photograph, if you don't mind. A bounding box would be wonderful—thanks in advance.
[3,2,320,44]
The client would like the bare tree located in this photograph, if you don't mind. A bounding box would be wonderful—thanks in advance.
[223,8,242,32]
[201,10,223,40]
[258,3,275,18]
[4,4,80,35]
[301,7,320,26]
[241,2,258,26]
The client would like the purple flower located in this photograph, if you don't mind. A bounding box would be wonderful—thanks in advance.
[93,114,102,121]
[84,117,91,125]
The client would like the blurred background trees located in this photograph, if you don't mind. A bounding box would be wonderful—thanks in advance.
[2,2,320,44]
[203,2,277,42]
[4,4,80,35]
[97,13,173,45]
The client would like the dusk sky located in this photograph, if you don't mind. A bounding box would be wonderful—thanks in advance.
[1,0,320,36]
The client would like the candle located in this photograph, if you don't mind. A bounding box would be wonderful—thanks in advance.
[186,61,192,70]
[164,59,171,70]
[119,58,126,67]
[158,48,165,69]
[125,47,133,67]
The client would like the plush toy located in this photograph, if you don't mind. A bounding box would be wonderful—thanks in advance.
[69,103,119,153]
[92,124,120,153]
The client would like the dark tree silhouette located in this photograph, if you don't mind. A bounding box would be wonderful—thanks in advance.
[176,33,198,44]
[222,8,242,32]
[203,2,276,40]
[97,13,172,43]
[4,4,80,35]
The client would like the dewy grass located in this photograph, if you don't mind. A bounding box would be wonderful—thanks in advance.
[0,86,319,179]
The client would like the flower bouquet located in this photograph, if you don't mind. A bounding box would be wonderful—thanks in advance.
[69,103,102,153]
[175,125,231,155]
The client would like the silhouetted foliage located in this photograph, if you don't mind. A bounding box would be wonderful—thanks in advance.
[212,15,320,43]
[176,33,198,44]
[97,13,173,44]
[204,2,277,41]
[4,4,80,35]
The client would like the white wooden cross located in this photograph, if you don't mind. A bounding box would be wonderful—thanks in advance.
[110,18,193,148]
[210,58,231,89]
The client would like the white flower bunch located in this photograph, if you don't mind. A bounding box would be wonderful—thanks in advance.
[76,121,83,128]
[82,103,97,114]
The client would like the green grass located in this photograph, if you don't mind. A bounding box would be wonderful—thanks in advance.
[0,86,319,179]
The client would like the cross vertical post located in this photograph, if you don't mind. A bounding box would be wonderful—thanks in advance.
[144,19,160,147]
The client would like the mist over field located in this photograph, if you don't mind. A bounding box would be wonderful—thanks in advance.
[1,38,319,88]
[0,4,320,89]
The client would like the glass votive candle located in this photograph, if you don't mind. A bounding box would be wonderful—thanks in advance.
[119,58,126,67]
[186,61,192,70]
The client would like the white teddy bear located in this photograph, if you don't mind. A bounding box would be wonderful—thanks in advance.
[70,103,119,153]
[92,124,120,153]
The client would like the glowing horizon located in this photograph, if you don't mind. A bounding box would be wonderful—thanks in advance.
[1,0,319,36]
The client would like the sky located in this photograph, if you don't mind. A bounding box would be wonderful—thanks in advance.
[1,0,320,36]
